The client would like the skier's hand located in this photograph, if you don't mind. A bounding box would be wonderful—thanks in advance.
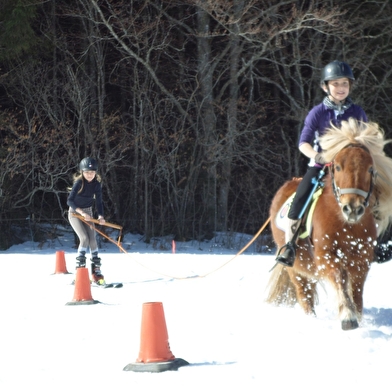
[98,216,105,225]
[82,213,92,221]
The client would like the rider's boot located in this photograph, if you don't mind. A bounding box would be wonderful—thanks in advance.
[275,218,301,267]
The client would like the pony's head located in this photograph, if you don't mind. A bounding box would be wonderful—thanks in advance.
[319,119,392,235]
[331,144,375,223]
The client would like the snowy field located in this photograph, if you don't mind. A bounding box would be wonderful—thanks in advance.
[0,225,391,392]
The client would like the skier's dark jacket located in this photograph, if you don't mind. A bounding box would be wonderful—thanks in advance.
[67,178,104,217]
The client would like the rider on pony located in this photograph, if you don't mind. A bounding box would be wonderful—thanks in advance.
[276,60,368,267]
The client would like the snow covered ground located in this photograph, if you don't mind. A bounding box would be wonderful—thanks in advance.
[0,225,391,392]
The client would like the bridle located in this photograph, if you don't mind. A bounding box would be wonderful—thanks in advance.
[330,144,377,208]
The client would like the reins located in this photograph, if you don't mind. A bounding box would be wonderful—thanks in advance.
[71,213,271,280]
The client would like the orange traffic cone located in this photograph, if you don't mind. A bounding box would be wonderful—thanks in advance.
[53,250,70,274]
[65,267,99,306]
[123,302,189,372]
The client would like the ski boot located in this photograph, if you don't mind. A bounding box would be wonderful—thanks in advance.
[91,257,105,285]
[76,255,86,268]
[71,255,86,284]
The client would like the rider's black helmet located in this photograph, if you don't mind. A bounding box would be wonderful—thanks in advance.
[321,60,355,84]
[79,157,98,171]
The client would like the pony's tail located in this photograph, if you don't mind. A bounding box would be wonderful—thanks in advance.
[265,265,298,307]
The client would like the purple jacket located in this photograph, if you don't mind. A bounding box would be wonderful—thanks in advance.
[299,102,368,152]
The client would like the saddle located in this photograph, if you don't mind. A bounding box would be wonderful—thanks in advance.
[275,186,324,239]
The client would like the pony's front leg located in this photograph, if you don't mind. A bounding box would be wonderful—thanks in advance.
[329,268,359,330]
[287,271,317,316]
[350,267,369,322]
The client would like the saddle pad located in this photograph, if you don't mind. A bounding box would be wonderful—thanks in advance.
[275,187,324,239]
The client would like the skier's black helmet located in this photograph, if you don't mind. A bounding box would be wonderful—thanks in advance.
[79,157,98,171]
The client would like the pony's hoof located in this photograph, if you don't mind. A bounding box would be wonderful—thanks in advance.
[341,319,359,331]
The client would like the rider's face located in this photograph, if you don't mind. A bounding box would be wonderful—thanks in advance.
[325,77,350,104]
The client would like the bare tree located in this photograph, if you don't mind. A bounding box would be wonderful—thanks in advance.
[2,0,392,248]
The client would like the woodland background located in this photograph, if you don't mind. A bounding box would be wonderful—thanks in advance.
[1,0,392,249]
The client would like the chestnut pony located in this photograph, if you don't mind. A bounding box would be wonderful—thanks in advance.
[266,119,392,330]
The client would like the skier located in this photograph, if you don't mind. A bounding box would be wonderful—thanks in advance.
[67,157,106,284]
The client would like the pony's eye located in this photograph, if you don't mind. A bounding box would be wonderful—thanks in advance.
[368,167,373,174]
[335,165,341,172]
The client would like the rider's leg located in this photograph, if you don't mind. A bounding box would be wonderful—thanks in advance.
[276,166,322,267]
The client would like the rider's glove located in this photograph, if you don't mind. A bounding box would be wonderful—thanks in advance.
[314,153,326,165]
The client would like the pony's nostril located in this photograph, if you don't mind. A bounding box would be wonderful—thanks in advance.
[357,205,365,216]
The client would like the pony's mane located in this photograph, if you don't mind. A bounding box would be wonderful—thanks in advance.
[319,118,392,235]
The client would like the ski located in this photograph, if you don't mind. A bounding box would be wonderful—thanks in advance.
[71,280,123,288]
[103,282,123,288]
[92,281,123,289]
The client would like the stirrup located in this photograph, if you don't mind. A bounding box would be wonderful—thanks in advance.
[275,242,296,267]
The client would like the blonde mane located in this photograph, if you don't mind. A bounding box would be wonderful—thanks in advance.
[319,118,392,235]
